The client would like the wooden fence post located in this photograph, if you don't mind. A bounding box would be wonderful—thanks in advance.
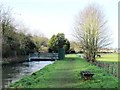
[102,62,104,69]
[113,63,117,77]
[111,64,114,75]
[98,62,100,67]
[104,63,107,71]
[116,66,118,78]
[99,62,102,67]
[96,61,98,66]
[107,63,109,73]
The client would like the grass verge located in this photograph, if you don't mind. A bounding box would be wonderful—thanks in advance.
[9,54,118,88]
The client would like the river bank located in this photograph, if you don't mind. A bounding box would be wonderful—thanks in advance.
[2,60,54,88]
[9,54,118,88]
[2,56,28,65]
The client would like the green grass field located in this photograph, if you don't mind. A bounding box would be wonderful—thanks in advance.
[9,54,118,88]
[96,53,118,62]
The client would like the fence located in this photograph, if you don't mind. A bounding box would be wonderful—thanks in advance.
[78,54,119,78]
[93,61,118,78]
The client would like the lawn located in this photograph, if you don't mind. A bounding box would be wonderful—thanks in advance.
[96,53,118,62]
[9,54,118,88]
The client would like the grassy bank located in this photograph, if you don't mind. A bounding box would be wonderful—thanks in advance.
[9,54,118,88]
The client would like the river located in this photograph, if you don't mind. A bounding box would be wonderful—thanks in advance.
[2,61,54,88]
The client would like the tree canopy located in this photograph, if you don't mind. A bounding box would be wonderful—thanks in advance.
[48,33,70,53]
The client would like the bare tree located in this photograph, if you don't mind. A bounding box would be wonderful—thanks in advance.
[0,4,19,57]
[0,4,14,42]
[73,4,111,62]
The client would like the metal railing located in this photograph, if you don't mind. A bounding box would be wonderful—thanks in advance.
[29,53,58,61]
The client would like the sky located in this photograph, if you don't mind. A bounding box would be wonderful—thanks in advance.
[1,0,119,48]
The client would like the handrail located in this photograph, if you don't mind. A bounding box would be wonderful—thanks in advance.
[29,53,58,61]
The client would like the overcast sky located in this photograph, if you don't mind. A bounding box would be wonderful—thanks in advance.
[1,0,119,48]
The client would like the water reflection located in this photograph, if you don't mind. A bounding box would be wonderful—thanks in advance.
[2,61,54,88]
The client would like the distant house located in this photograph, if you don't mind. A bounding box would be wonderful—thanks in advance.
[98,48,116,53]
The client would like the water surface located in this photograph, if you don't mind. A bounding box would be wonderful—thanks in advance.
[2,61,54,88]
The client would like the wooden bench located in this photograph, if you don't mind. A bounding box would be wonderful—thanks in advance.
[80,71,94,80]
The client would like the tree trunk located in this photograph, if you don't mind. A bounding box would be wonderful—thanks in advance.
[92,52,96,62]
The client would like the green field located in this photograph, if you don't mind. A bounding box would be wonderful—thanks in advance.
[9,54,118,88]
[96,53,118,62]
